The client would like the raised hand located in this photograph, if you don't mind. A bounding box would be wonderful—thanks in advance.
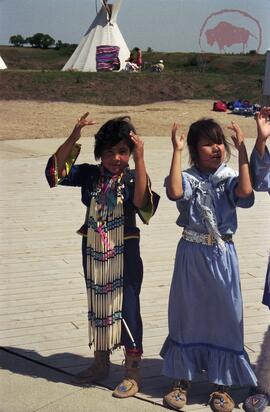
[227,121,245,151]
[171,122,185,151]
[71,112,96,141]
[129,131,149,209]
[255,106,270,141]
[129,131,144,163]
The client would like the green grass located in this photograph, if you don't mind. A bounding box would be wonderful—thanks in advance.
[0,46,266,104]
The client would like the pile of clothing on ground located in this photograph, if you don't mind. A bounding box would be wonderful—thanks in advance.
[213,99,261,116]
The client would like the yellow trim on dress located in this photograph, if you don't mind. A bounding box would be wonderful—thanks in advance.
[55,143,81,185]
[137,177,154,225]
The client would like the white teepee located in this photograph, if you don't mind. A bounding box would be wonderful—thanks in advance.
[62,0,130,72]
[0,56,7,70]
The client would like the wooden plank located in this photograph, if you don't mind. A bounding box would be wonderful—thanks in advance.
[1,137,269,410]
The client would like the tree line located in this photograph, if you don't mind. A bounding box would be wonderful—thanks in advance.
[9,33,76,50]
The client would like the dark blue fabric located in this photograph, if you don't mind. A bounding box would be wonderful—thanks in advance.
[262,258,270,310]
[58,164,101,207]
[121,237,143,350]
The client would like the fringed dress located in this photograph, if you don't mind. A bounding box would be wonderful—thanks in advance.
[45,144,159,352]
[160,164,257,386]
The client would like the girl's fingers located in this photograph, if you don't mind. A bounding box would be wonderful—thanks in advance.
[76,117,96,128]
[129,130,136,139]
[172,122,180,132]
[228,121,239,130]
[172,123,181,140]
[228,122,242,138]
[130,131,140,140]
[80,112,90,120]
[130,131,142,146]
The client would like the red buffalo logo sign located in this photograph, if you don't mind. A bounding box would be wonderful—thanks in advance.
[199,9,262,53]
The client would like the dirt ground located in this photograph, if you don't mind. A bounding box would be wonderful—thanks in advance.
[0,99,258,140]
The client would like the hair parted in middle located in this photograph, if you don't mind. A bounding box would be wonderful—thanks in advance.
[94,116,136,160]
[187,118,231,166]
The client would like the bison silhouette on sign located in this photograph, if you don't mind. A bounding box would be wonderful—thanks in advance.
[205,21,257,53]
[199,9,262,53]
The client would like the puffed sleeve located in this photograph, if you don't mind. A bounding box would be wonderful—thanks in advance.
[164,172,193,203]
[124,170,159,225]
[250,146,270,193]
[137,177,160,224]
[45,143,81,188]
[226,176,255,208]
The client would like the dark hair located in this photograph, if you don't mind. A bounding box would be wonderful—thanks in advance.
[94,116,136,160]
[187,118,231,166]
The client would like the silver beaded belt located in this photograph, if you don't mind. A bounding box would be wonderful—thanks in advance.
[182,229,233,246]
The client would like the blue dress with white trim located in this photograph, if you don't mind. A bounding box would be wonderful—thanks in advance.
[160,164,257,386]
[250,146,270,309]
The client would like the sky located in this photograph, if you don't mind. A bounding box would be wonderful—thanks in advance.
[0,0,270,53]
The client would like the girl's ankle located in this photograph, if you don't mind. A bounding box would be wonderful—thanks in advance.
[172,379,191,390]
[215,385,230,393]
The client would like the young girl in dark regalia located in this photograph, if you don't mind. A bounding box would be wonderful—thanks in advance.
[45,113,159,398]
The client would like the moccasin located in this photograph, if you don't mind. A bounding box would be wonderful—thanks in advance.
[163,386,188,411]
[209,391,235,412]
[243,393,269,412]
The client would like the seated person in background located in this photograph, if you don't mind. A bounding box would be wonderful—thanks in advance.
[125,51,139,72]
[151,59,164,72]
[133,47,142,68]
[112,56,120,71]
[125,48,142,72]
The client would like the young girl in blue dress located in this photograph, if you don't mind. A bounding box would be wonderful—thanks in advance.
[45,113,159,398]
[243,106,270,412]
[160,118,257,412]
[250,106,270,309]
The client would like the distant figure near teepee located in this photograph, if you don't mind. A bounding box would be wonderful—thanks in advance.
[62,0,130,72]
[0,56,7,70]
